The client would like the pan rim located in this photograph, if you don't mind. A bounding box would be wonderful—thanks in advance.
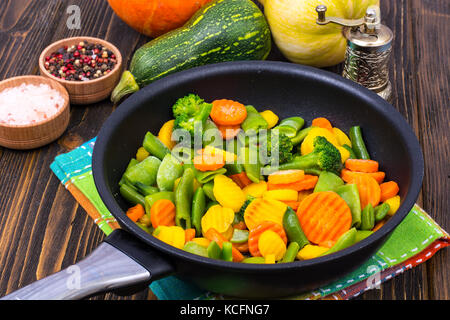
[93,60,424,273]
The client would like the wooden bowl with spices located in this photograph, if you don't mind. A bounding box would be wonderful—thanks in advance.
[39,36,122,105]
[0,75,70,150]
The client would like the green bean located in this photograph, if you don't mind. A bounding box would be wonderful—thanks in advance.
[342,144,357,159]
[360,204,375,230]
[291,127,312,146]
[206,200,219,210]
[142,131,171,160]
[123,155,161,187]
[134,182,159,196]
[282,207,309,249]
[119,158,139,186]
[156,154,184,191]
[230,229,249,244]
[313,171,344,193]
[242,257,265,264]
[207,241,222,260]
[355,230,373,243]
[144,191,175,214]
[120,184,145,206]
[194,167,227,184]
[241,105,268,135]
[175,168,195,228]
[281,242,300,263]
[374,203,390,222]
[321,227,357,256]
[240,146,261,183]
[224,162,243,176]
[221,242,233,262]
[203,119,222,147]
[183,242,208,257]
[349,126,370,160]
[202,181,216,201]
[335,184,362,228]
[191,187,206,236]
[275,117,305,138]
[136,222,152,234]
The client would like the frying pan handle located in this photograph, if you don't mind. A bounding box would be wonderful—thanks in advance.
[1,229,175,300]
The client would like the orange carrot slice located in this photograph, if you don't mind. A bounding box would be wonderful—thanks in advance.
[311,117,333,131]
[204,228,244,262]
[296,191,352,244]
[268,170,305,185]
[126,204,145,222]
[193,152,225,172]
[229,172,253,189]
[349,174,381,209]
[341,169,385,184]
[217,124,241,140]
[345,159,379,173]
[248,221,287,257]
[267,174,318,191]
[281,200,300,211]
[150,199,176,228]
[210,99,247,125]
[185,228,196,242]
[379,181,400,202]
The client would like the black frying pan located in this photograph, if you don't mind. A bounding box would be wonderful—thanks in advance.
[1,61,423,299]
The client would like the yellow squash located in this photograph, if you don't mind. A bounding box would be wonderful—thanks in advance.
[260,0,379,67]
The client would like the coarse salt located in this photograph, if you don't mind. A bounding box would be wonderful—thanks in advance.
[0,83,65,126]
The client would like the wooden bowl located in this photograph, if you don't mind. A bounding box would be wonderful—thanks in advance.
[0,76,70,150]
[38,36,123,105]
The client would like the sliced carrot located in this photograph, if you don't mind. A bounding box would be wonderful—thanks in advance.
[349,174,381,209]
[281,200,300,211]
[150,199,176,228]
[267,174,318,191]
[296,191,352,244]
[185,228,196,243]
[193,152,225,172]
[268,170,305,185]
[234,242,249,253]
[233,221,247,230]
[210,99,247,126]
[318,240,336,248]
[341,169,385,184]
[311,117,333,131]
[217,124,241,140]
[248,221,287,257]
[379,181,399,202]
[126,204,145,222]
[229,172,253,189]
[204,228,244,262]
[345,159,379,173]
[372,220,386,232]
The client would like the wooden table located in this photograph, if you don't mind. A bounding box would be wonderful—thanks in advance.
[0,0,448,300]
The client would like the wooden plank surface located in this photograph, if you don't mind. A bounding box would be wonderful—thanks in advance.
[0,0,448,300]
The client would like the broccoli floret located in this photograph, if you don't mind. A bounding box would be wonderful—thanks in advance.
[172,94,212,136]
[259,130,294,165]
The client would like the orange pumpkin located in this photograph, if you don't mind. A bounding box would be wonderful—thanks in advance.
[107,0,213,38]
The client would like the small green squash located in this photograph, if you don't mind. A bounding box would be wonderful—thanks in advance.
[111,0,271,104]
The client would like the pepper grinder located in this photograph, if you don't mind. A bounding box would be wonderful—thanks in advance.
[315,5,394,102]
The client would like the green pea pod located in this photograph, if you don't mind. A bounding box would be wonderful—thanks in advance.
[355,230,373,243]
[282,207,309,249]
[335,184,362,228]
[192,187,206,236]
[120,184,145,206]
[349,126,370,160]
[321,227,357,256]
[203,181,216,201]
[242,257,266,264]
[123,156,161,187]
[291,127,312,146]
[195,167,227,184]
[175,168,195,228]
[203,119,222,147]
[360,204,375,230]
[230,229,249,244]
[144,191,175,214]
[281,242,300,263]
[157,154,184,191]
[224,162,243,176]
[206,200,219,210]
[221,242,233,262]
[136,222,152,234]
[374,203,390,222]
[207,240,222,260]
[134,182,159,196]
[119,158,139,186]
[314,171,344,193]
[262,157,322,176]
[142,131,171,160]
[241,105,268,135]
[275,117,305,138]
[240,146,261,183]
[342,144,357,159]
[183,242,208,257]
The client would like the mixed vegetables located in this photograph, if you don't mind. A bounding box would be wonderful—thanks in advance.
[118,94,401,264]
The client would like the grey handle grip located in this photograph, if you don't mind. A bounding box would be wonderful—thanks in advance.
[1,242,151,300]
